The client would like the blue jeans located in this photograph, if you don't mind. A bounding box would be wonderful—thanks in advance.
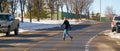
[63,29,72,38]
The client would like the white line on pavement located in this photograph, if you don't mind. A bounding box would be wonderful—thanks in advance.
[85,35,98,51]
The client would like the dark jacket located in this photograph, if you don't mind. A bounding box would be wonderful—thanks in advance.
[61,20,71,30]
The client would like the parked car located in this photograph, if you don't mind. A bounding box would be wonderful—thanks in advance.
[111,16,120,33]
[0,13,19,36]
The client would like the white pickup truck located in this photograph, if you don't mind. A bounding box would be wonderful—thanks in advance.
[111,16,120,33]
[0,13,19,36]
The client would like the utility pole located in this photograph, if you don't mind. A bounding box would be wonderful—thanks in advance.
[100,0,101,22]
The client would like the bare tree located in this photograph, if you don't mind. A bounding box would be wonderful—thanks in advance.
[63,0,71,18]
[105,6,116,21]
[9,0,18,15]
[55,1,60,20]
[70,0,83,19]
[59,0,64,19]
[61,0,75,19]
[27,0,33,22]
[74,0,79,18]
[83,0,94,19]
[72,0,94,19]
[0,0,3,12]
[20,0,26,22]
[48,0,56,20]
[0,0,9,13]
[36,0,43,21]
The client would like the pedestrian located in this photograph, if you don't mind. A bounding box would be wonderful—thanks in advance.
[61,19,73,40]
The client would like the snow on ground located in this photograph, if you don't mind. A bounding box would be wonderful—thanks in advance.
[19,19,62,32]
[104,31,120,39]
[19,22,59,32]
[18,18,95,32]
[0,18,95,36]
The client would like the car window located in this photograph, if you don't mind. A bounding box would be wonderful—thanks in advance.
[0,15,9,20]
[9,15,14,20]
[114,17,120,20]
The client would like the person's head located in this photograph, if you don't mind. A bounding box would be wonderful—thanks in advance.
[64,17,67,20]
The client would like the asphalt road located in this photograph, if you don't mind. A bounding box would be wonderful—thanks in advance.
[0,22,112,51]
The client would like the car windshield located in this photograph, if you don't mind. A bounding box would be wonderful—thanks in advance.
[114,17,120,20]
[0,15,9,20]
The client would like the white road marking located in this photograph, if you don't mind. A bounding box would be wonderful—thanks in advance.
[85,35,98,51]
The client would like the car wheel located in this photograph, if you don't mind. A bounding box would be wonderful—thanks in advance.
[6,26,10,36]
[112,28,115,32]
[112,27,115,32]
[116,27,120,33]
[14,25,19,35]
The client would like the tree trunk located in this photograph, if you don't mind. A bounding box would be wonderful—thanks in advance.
[61,5,63,20]
[0,3,1,12]
[20,1,24,22]
[57,5,59,20]
[37,0,41,21]
[21,10,24,22]
[66,4,69,18]
[87,11,90,19]
[29,5,32,22]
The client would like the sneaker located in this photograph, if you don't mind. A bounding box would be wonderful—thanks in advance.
[70,37,73,40]
[63,38,65,40]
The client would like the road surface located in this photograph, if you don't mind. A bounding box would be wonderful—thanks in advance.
[0,22,112,51]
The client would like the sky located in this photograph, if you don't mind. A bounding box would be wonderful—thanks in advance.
[61,0,120,15]
[91,0,120,15]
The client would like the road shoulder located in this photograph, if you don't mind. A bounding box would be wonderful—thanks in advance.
[90,30,120,51]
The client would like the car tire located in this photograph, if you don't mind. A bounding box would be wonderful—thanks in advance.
[112,28,115,32]
[112,27,115,32]
[14,25,19,35]
[116,27,120,33]
[6,26,10,36]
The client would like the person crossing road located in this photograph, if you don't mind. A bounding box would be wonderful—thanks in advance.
[61,19,73,40]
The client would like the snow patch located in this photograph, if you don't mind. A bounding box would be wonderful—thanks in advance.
[105,32,120,39]
[17,18,95,32]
